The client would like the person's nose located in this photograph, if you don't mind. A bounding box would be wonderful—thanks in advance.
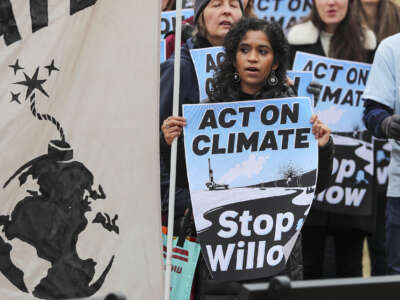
[248,49,258,62]
[222,1,233,15]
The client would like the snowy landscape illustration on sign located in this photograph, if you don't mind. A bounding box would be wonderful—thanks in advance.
[183,98,318,281]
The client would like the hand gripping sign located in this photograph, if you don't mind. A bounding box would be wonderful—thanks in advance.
[183,97,318,281]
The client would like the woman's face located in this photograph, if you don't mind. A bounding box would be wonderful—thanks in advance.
[203,0,243,46]
[315,0,349,33]
[235,30,278,95]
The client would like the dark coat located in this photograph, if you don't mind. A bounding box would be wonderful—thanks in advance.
[288,20,377,234]
[160,35,212,220]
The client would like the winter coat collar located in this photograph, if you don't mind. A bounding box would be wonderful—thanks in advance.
[287,20,376,50]
[192,33,213,49]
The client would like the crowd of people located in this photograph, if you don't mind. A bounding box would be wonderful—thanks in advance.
[160,0,400,298]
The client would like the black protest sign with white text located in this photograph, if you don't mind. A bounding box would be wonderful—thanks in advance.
[315,133,373,216]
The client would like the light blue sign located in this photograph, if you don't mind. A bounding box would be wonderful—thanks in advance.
[183,97,318,190]
[190,46,224,102]
[183,97,318,281]
[287,71,314,107]
[162,232,200,300]
[254,0,312,32]
[161,9,194,39]
[160,39,166,63]
[293,51,371,132]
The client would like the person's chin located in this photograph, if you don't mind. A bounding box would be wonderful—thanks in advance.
[218,25,231,33]
[243,79,264,89]
[325,17,341,25]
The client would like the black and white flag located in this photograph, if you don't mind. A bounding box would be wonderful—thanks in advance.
[0,1,163,299]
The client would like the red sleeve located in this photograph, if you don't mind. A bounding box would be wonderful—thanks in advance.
[165,34,176,60]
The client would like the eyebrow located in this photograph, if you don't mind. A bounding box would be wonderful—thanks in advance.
[239,42,273,50]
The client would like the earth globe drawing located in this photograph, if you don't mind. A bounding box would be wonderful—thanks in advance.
[0,140,119,299]
[1,62,120,299]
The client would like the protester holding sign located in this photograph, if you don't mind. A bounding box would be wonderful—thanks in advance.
[287,0,377,279]
[354,0,400,276]
[363,33,400,275]
[162,18,333,299]
[160,0,244,225]
[209,14,333,281]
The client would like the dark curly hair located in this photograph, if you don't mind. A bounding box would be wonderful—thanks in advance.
[210,18,290,102]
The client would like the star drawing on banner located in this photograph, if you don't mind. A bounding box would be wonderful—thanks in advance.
[10,92,21,104]
[8,59,24,75]
[14,67,49,100]
[44,59,59,76]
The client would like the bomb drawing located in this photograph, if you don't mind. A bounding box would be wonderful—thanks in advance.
[0,60,119,299]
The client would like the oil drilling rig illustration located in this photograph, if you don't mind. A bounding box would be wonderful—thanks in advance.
[205,158,229,191]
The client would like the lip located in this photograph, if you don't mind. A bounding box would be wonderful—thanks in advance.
[245,67,260,76]
[326,9,337,16]
[219,20,232,28]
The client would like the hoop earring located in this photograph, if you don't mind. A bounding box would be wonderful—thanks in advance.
[267,70,278,86]
[233,72,240,83]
